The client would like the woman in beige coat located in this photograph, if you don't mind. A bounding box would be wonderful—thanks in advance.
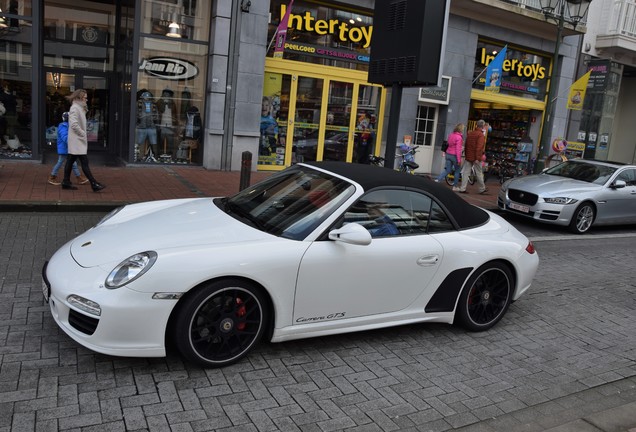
[61,89,105,191]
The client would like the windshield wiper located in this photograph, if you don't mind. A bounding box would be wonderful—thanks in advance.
[222,198,270,232]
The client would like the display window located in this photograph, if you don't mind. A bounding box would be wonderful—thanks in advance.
[260,59,385,170]
[135,37,206,164]
[471,105,534,176]
[139,0,210,42]
[0,2,32,159]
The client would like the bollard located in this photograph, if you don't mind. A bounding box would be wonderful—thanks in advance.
[239,151,252,191]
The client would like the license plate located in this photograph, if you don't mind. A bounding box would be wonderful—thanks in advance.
[42,279,50,303]
[509,202,530,213]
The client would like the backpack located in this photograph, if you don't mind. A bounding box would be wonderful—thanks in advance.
[441,140,449,152]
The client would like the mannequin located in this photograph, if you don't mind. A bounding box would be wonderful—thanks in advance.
[177,106,201,162]
[156,88,178,158]
[136,90,159,162]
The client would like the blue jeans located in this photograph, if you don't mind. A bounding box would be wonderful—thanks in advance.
[51,155,80,177]
[437,154,461,186]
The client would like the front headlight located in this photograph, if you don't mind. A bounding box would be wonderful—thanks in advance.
[500,179,512,191]
[543,197,578,205]
[105,251,157,288]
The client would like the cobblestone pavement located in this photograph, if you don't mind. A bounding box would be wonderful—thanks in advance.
[1,212,635,431]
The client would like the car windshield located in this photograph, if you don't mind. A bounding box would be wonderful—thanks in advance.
[545,161,616,185]
[220,166,355,240]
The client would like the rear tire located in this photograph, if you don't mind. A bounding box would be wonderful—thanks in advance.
[445,174,454,186]
[568,202,595,234]
[456,262,514,332]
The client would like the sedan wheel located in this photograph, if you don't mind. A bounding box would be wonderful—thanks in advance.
[457,263,513,331]
[569,203,595,234]
[174,280,268,367]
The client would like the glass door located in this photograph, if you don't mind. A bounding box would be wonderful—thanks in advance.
[45,71,109,152]
[323,80,353,162]
[294,76,325,163]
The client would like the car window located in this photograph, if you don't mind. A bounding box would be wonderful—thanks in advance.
[545,161,617,185]
[615,168,636,186]
[341,189,452,237]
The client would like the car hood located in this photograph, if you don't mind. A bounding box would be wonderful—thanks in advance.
[508,174,601,195]
[70,198,272,267]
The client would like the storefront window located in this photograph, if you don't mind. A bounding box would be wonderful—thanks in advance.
[473,41,549,101]
[267,0,372,71]
[0,3,32,159]
[135,37,206,164]
[353,84,380,163]
[140,0,210,42]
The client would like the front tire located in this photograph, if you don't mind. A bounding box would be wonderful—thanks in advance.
[569,202,595,234]
[456,262,514,331]
[174,279,268,367]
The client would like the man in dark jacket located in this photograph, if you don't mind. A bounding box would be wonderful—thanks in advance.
[459,119,488,194]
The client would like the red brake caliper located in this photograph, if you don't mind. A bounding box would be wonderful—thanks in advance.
[236,298,247,331]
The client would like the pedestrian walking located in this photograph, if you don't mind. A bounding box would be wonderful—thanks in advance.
[61,89,105,192]
[458,119,488,194]
[436,123,464,190]
[48,112,88,186]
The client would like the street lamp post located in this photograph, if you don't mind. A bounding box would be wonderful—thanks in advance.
[535,0,592,173]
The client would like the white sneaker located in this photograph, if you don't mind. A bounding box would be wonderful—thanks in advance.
[452,187,460,191]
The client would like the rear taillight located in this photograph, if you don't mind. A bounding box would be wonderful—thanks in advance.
[525,241,536,254]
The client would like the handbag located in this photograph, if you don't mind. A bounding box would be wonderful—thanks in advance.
[441,140,449,152]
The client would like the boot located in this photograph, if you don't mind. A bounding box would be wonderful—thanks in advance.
[76,174,90,185]
[91,181,106,192]
[48,175,61,186]
[61,181,78,190]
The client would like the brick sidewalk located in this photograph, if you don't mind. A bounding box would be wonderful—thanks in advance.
[0,159,500,210]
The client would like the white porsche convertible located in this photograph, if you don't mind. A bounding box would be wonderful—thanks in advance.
[43,162,539,367]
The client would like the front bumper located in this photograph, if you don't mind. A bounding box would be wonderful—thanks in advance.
[44,249,177,358]
[497,189,576,226]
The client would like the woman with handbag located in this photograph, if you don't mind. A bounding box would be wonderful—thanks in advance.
[436,123,464,190]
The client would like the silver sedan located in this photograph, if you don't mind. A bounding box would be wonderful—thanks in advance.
[498,159,636,233]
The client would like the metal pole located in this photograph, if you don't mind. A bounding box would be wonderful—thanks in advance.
[535,1,565,173]
[383,83,403,170]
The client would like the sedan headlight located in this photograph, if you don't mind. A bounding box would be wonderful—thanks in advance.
[105,251,157,288]
[543,197,578,205]
[500,179,512,191]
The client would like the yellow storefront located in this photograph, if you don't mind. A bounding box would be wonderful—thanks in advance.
[259,0,386,171]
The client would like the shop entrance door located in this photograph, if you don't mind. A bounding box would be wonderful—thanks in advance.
[260,60,385,170]
[45,70,110,153]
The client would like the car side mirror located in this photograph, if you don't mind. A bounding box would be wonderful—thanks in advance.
[328,223,372,245]
[610,179,627,189]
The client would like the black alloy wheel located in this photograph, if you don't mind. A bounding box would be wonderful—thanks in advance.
[569,202,595,234]
[174,279,268,367]
[457,262,513,331]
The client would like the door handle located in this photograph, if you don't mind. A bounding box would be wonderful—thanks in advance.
[417,255,439,266]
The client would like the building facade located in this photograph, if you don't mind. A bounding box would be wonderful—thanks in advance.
[0,0,592,176]
[581,0,636,164]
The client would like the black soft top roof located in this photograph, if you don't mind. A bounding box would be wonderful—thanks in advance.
[303,161,490,229]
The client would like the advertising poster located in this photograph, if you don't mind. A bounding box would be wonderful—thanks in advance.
[260,72,284,165]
